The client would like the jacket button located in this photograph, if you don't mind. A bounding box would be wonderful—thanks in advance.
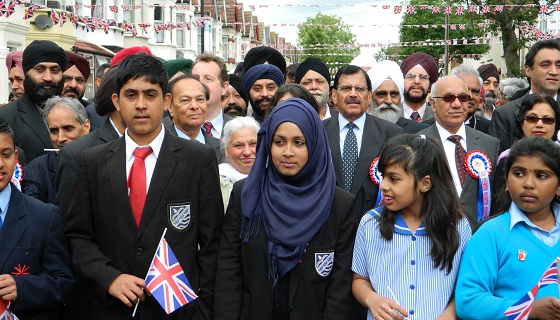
[136,248,143,255]
[290,305,295,312]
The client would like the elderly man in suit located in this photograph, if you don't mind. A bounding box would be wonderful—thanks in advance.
[419,76,499,230]
[65,54,222,319]
[490,39,560,152]
[163,74,224,163]
[323,65,403,219]
[367,60,429,133]
[0,40,67,162]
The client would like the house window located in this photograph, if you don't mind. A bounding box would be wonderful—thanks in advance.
[222,36,228,60]
[176,13,185,47]
[123,0,133,24]
[154,5,164,43]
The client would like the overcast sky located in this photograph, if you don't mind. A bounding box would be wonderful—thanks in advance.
[240,0,403,54]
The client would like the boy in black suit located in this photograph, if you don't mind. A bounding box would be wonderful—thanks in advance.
[0,118,73,319]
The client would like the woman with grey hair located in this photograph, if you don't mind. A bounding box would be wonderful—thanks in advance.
[219,116,260,210]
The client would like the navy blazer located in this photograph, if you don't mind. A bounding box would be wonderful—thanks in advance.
[0,184,74,319]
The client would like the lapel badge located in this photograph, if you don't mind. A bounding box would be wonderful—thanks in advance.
[315,252,334,277]
[11,263,30,276]
[518,249,527,261]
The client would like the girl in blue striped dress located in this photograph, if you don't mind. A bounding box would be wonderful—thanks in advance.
[352,134,471,320]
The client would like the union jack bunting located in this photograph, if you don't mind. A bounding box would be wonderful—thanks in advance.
[406,6,415,14]
[59,11,66,27]
[495,5,504,12]
[24,4,36,19]
[481,5,490,13]
[145,238,197,314]
[540,5,548,14]
[419,5,428,10]
[555,4,560,11]
[99,19,110,33]
[70,12,78,26]
[444,5,452,15]
[382,5,390,9]
[394,5,402,14]
[504,285,538,320]
[456,5,464,15]
[468,5,477,13]
[50,9,60,25]
[121,4,131,11]
[4,0,14,18]
[109,5,118,12]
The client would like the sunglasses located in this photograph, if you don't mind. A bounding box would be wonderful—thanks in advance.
[432,94,471,103]
[524,115,556,125]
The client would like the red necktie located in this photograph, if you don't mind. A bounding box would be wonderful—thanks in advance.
[411,111,421,122]
[203,122,214,137]
[448,135,467,185]
[128,147,153,227]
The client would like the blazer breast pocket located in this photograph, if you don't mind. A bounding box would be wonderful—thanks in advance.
[4,247,40,275]
[166,201,195,237]
[307,247,335,283]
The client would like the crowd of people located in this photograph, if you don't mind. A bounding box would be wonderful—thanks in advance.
[0,37,559,319]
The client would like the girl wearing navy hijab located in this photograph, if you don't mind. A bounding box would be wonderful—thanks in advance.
[213,98,358,319]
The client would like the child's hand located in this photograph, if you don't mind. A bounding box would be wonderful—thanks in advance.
[365,291,408,320]
[529,297,560,319]
[0,274,17,300]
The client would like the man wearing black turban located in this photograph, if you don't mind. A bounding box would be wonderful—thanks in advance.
[477,63,500,94]
[295,57,332,120]
[0,40,66,162]
[222,74,249,117]
[242,46,287,76]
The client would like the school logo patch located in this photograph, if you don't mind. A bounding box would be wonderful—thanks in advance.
[169,204,191,231]
[315,252,334,277]
[518,249,527,261]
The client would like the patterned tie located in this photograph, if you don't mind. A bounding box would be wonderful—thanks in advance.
[411,111,421,122]
[342,123,358,192]
[203,122,214,137]
[128,147,153,227]
[448,135,467,185]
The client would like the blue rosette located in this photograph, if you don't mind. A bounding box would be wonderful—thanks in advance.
[369,157,383,207]
[464,150,492,221]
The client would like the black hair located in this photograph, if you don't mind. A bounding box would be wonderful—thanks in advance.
[95,66,118,116]
[114,54,169,96]
[0,118,15,147]
[525,39,560,69]
[378,134,462,274]
[168,74,210,100]
[332,65,372,91]
[271,83,320,113]
[96,63,111,79]
[494,136,560,215]
[515,94,560,139]
[285,63,300,80]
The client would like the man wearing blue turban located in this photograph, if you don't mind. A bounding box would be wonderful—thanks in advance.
[242,64,285,124]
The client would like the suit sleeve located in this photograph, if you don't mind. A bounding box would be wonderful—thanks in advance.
[55,147,80,224]
[196,146,224,320]
[12,206,74,311]
[489,107,510,153]
[213,182,243,320]
[21,161,42,201]
[64,153,123,302]
[324,191,359,320]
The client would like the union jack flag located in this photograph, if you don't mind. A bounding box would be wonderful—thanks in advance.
[450,24,457,30]
[406,6,416,14]
[538,259,558,287]
[51,9,60,25]
[459,24,466,30]
[0,300,18,320]
[121,4,131,11]
[145,238,197,314]
[482,5,490,13]
[99,19,110,33]
[431,5,439,13]
[24,4,36,19]
[0,0,5,17]
[555,4,560,11]
[109,5,118,12]
[456,5,464,15]
[4,0,14,18]
[134,5,141,9]
[70,12,78,26]
[495,5,504,12]
[138,22,149,33]
[540,5,548,14]
[504,285,538,320]
[419,5,428,10]
[469,5,477,13]
[394,5,402,14]
[444,5,452,15]
[60,11,66,27]
[382,5,390,9]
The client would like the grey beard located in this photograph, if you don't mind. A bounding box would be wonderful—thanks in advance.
[369,102,402,123]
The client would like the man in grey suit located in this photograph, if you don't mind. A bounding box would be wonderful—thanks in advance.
[490,39,560,152]
[163,74,224,163]
[323,65,403,219]
[419,76,499,230]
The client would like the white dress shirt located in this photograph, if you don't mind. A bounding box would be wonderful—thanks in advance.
[124,124,165,194]
[435,122,467,196]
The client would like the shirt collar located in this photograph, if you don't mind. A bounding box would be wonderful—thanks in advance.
[435,121,467,143]
[510,201,560,230]
[369,207,427,235]
[338,112,367,132]
[125,124,165,161]
[0,183,11,217]
[208,110,224,137]
[174,126,205,144]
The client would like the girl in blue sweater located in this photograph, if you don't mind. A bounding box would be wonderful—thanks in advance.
[456,136,560,319]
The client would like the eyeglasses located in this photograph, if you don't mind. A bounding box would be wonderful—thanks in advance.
[524,115,556,125]
[432,94,471,103]
[337,85,368,94]
[63,76,86,85]
[404,73,430,80]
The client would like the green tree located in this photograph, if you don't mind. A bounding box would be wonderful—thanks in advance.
[394,0,489,69]
[297,13,359,71]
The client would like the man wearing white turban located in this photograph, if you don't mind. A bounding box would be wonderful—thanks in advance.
[367,60,428,133]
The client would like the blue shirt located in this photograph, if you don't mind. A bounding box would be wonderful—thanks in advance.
[338,112,366,157]
[509,202,560,247]
[0,183,12,223]
[352,208,471,320]
[174,126,205,144]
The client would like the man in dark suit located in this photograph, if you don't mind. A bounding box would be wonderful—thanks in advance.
[0,118,74,319]
[65,54,223,319]
[419,76,499,230]
[367,60,429,133]
[323,65,403,218]
[490,39,560,152]
[163,74,224,163]
[0,40,67,162]
[399,52,439,122]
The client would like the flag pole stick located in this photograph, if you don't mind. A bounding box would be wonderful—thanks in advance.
[557,257,560,298]
[132,228,168,317]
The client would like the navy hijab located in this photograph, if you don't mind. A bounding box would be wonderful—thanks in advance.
[241,98,336,287]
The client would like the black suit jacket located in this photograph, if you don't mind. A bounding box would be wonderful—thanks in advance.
[394,117,429,133]
[85,104,108,132]
[65,130,223,320]
[162,116,225,163]
[0,184,74,320]
[323,114,403,219]
[418,124,500,230]
[0,93,51,162]
[55,118,120,222]
[214,181,358,320]
[489,94,527,153]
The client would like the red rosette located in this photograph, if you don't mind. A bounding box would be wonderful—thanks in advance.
[369,157,382,185]
[464,150,492,179]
